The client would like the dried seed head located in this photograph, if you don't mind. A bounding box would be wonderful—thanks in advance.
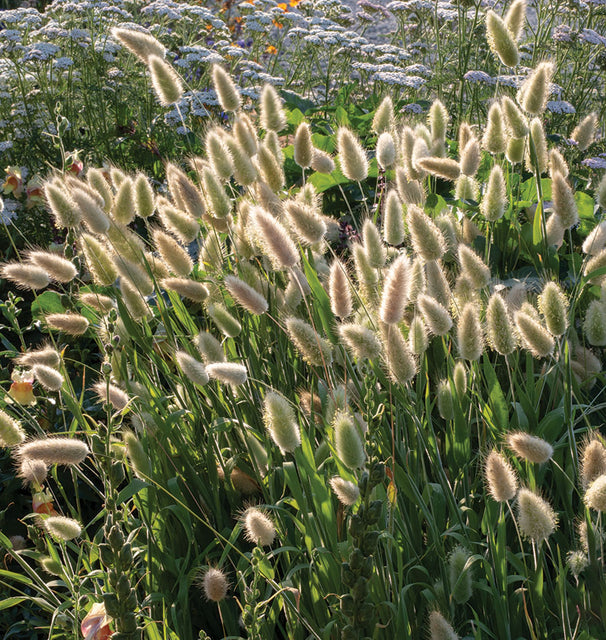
[486,10,519,67]
[538,281,568,336]
[515,310,555,357]
[502,96,529,138]
[379,254,410,325]
[362,219,386,268]
[506,137,525,164]
[257,144,285,192]
[448,546,472,604]
[124,430,152,479]
[32,364,63,392]
[455,175,479,202]
[311,148,335,174]
[71,188,111,233]
[481,165,507,222]
[552,172,578,229]
[525,118,548,174]
[437,380,454,420]
[162,277,209,303]
[224,275,267,315]
[329,259,353,319]
[0,409,26,447]
[584,248,606,285]
[195,332,225,364]
[15,345,61,369]
[208,303,241,338]
[383,325,417,384]
[201,567,229,602]
[249,207,299,270]
[580,436,606,489]
[571,112,598,151]
[567,550,589,579]
[148,55,183,106]
[407,205,446,261]
[408,258,426,304]
[260,83,286,132]
[152,228,193,276]
[484,450,517,502]
[337,127,368,182]
[352,244,379,306]
[45,313,89,336]
[460,139,480,177]
[18,437,89,465]
[571,345,601,386]
[263,391,301,454]
[242,507,276,546]
[201,164,231,219]
[486,293,516,355]
[415,157,461,181]
[224,133,256,184]
[545,213,565,247]
[167,164,206,219]
[508,431,553,463]
[372,95,394,134]
[329,477,360,506]
[453,361,467,397]
[294,122,313,169]
[284,200,326,245]
[424,260,450,309]
[458,245,490,289]
[428,610,458,640]
[585,475,606,512]
[206,362,248,386]
[212,65,241,112]
[87,168,112,211]
[549,148,568,180]
[203,129,234,181]
[285,317,333,367]
[113,255,153,296]
[505,0,527,40]
[334,411,365,470]
[418,294,452,336]
[517,488,557,543]
[44,182,80,228]
[112,177,135,225]
[175,350,209,386]
[582,221,606,255]
[18,458,47,487]
[376,132,396,170]
[233,113,258,157]
[43,516,81,542]
[409,315,428,355]
[457,303,484,361]
[339,323,381,361]
[429,99,449,142]
[92,381,130,411]
[0,262,50,290]
[383,189,405,246]
[106,220,145,261]
[80,234,117,286]
[517,61,554,116]
[597,174,606,210]
[482,102,506,154]
[112,27,165,62]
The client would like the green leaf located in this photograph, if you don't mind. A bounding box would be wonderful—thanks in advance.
[0,597,27,611]
[117,478,150,504]
[31,291,64,320]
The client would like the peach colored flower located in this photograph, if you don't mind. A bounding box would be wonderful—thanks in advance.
[3,166,23,196]
[9,370,36,406]
[32,491,58,516]
[81,603,112,640]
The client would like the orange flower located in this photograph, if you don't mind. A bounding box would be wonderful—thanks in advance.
[3,166,23,197]
[272,19,283,28]
[26,177,44,210]
[8,370,36,406]
[33,491,58,516]
[278,2,288,10]
[81,603,112,640]
[290,0,302,5]
[266,45,278,54]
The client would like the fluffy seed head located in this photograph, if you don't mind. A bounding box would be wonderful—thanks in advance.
[449,546,472,604]
[383,190,405,246]
[571,112,598,151]
[195,332,225,364]
[372,95,394,134]
[362,219,386,268]
[201,164,231,219]
[15,345,61,369]
[515,311,554,357]
[167,164,206,219]
[263,391,301,454]
[418,294,452,336]
[525,118,548,174]
[481,165,507,221]
[582,222,606,255]
[337,127,368,182]
[484,450,517,502]
[383,325,417,384]
[453,361,467,397]
[72,187,112,233]
[242,507,276,546]
[517,61,554,115]
[502,97,529,138]
[233,113,258,157]
[505,0,527,40]
[425,260,450,309]
[333,411,365,470]
[552,172,578,229]
[329,477,360,506]
[44,182,80,228]
[124,430,151,479]
[80,233,117,286]
[0,409,26,447]
[260,83,286,132]
[203,130,234,181]
[458,245,490,289]
[457,303,484,360]
[225,275,267,315]
[148,55,183,106]
[157,202,200,243]
[580,437,606,489]
[208,303,241,338]
[549,148,568,180]
[113,256,153,297]
[112,27,165,62]
[597,174,606,210]
[212,65,241,112]
[18,437,89,465]
[585,475,606,512]
[409,316,428,355]
[162,277,209,303]
[0,263,50,290]
[407,205,446,261]
[175,350,209,386]
[152,228,193,276]
[376,132,396,169]
[486,293,516,355]
[338,323,381,361]
[25,252,75,285]
[506,137,525,165]
[285,317,333,367]
[111,177,135,224]
[415,157,461,181]
[87,168,113,211]
[201,567,228,602]
[18,458,47,486]
[249,207,299,269]
[43,516,81,542]
[45,313,89,336]
[132,173,155,218]
[294,122,313,169]
[517,488,557,543]
[538,282,568,336]
[311,149,335,174]
[257,144,285,192]
[508,432,553,463]
[33,364,63,392]
[92,381,130,411]
[437,380,454,420]
[284,200,326,245]
[379,254,409,325]
[428,611,458,640]
[486,10,519,67]
[407,259,425,305]
[483,102,506,154]
[329,259,353,319]
[583,300,606,345]
[206,362,248,386]
[460,138,480,177]
[429,99,449,142]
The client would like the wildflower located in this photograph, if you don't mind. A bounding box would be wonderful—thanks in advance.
[334,411,365,470]
[337,127,368,182]
[206,362,248,386]
[0,262,49,290]
[585,475,606,512]
[486,10,519,67]
[428,610,458,640]
[242,506,276,546]
[33,491,57,516]
[81,602,112,640]
[0,408,26,447]
[212,65,241,112]
[148,55,183,107]
[508,432,553,463]
[329,477,360,506]
[517,488,557,543]
[263,391,300,453]
[43,516,82,542]
[328,259,353,319]
[8,370,36,406]
[200,567,229,602]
